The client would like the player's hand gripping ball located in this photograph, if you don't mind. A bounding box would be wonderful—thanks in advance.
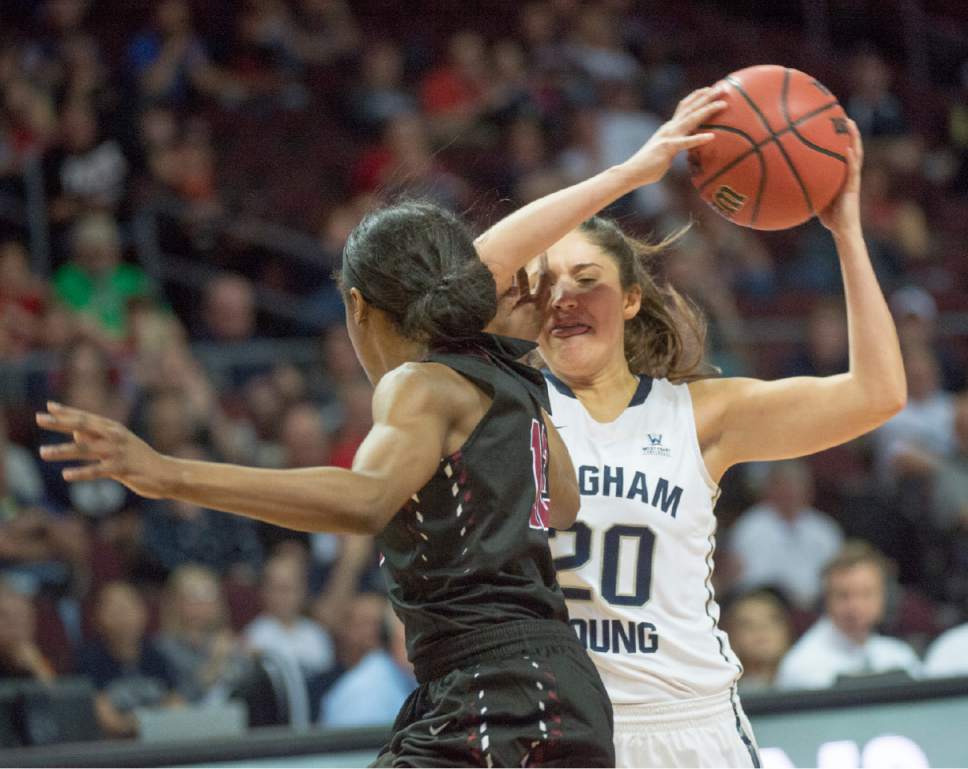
[688,65,851,230]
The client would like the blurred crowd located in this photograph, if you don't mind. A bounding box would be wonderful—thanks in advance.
[0,0,967,741]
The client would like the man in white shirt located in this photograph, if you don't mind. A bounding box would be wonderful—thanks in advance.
[776,541,921,690]
[729,460,843,609]
[923,623,968,678]
[244,553,334,680]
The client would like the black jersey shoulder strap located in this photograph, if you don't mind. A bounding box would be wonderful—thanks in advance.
[426,333,550,413]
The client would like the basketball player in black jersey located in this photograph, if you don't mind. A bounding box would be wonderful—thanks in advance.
[37,201,615,767]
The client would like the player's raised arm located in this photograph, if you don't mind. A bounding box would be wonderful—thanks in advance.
[475,87,726,294]
[691,121,906,480]
[37,364,455,535]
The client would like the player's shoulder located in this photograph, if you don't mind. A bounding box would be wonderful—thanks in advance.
[374,361,478,418]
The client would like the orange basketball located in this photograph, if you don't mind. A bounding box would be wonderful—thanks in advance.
[688,65,850,230]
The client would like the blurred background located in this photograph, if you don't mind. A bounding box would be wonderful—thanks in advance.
[0,0,966,765]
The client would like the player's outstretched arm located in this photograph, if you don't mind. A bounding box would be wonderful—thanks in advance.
[691,122,906,480]
[37,365,453,535]
[475,87,726,294]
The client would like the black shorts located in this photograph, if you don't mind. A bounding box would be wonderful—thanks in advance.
[372,619,614,768]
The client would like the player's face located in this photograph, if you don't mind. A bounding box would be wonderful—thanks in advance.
[534,231,640,383]
[825,563,885,644]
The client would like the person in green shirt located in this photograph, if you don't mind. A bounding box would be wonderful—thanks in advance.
[53,213,153,340]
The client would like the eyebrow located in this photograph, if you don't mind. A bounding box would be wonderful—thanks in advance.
[572,262,604,272]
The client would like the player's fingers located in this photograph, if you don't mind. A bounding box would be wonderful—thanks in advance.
[40,441,105,462]
[677,100,727,132]
[37,402,116,437]
[669,132,716,151]
[534,254,553,303]
[62,460,117,483]
[673,87,711,119]
[515,267,531,298]
[847,119,863,166]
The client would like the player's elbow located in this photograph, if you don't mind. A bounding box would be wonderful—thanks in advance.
[871,376,907,423]
[339,484,396,535]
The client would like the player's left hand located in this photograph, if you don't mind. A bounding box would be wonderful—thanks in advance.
[36,402,172,499]
[818,119,863,236]
[485,254,552,342]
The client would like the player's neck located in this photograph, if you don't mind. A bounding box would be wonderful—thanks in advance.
[561,359,639,423]
[368,334,427,385]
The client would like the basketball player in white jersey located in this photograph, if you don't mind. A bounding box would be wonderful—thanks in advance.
[475,87,905,767]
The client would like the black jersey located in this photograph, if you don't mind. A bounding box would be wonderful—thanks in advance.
[376,333,569,668]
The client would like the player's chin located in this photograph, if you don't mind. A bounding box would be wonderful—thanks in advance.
[541,335,606,375]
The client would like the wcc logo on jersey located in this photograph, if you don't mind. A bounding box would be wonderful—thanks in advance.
[642,433,671,458]
[529,419,551,530]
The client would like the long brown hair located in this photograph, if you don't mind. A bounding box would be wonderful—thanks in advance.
[578,216,711,382]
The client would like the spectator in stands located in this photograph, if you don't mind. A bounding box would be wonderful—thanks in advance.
[1,406,46,508]
[290,0,359,69]
[280,402,332,469]
[0,239,48,358]
[52,213,153,343]
[1,408,89,599]
[76,581,181,737]
[45,98,128,224]
[891,286,966,393]
[330,592,387,674]
[0,579,56,681]
[664,232,750,376]
[348,41,415,137]
[728,461,843,610]
[783,298,849,378]
[932,393,968,606]
[275,402,339,569]
[199,272,257,344]
[243,553,335,683]
[923,619,968,678]
[351,112,469,210]
[419,30,488,137]
[873,344,956,483]
[126,0,234,107]
[140,445,263,582]
[846,48,907,139]
[775,541,921,690]
[565,4,641,84]
[723,589,793,694]
[319,601,415,727]
[327,380,373,469]
[517,2,564,77]
[155,565,252,703]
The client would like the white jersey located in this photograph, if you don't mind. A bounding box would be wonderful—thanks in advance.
[546,372,742,706]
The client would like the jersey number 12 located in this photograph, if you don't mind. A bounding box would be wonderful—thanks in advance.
[550,523,656,606]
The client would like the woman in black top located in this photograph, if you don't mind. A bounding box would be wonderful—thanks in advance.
[37,202,614,767]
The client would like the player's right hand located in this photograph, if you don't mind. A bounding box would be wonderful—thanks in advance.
[485,255,552,342]
[619,86,727,187]
[36,402,173,500]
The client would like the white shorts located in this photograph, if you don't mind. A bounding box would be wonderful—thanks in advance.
[613,687,760,768]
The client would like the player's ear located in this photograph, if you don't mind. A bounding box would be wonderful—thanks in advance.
[623,284,642,320]
[348,287,369,325]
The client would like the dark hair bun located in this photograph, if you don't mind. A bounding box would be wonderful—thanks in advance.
[341,201,497,345]
[401,258,496,343]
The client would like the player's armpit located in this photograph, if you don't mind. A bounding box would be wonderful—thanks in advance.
[542,410,580,530]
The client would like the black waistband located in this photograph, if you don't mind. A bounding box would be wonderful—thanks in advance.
[411,619,580,684]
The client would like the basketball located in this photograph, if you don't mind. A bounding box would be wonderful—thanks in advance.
[688,65,851,230]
